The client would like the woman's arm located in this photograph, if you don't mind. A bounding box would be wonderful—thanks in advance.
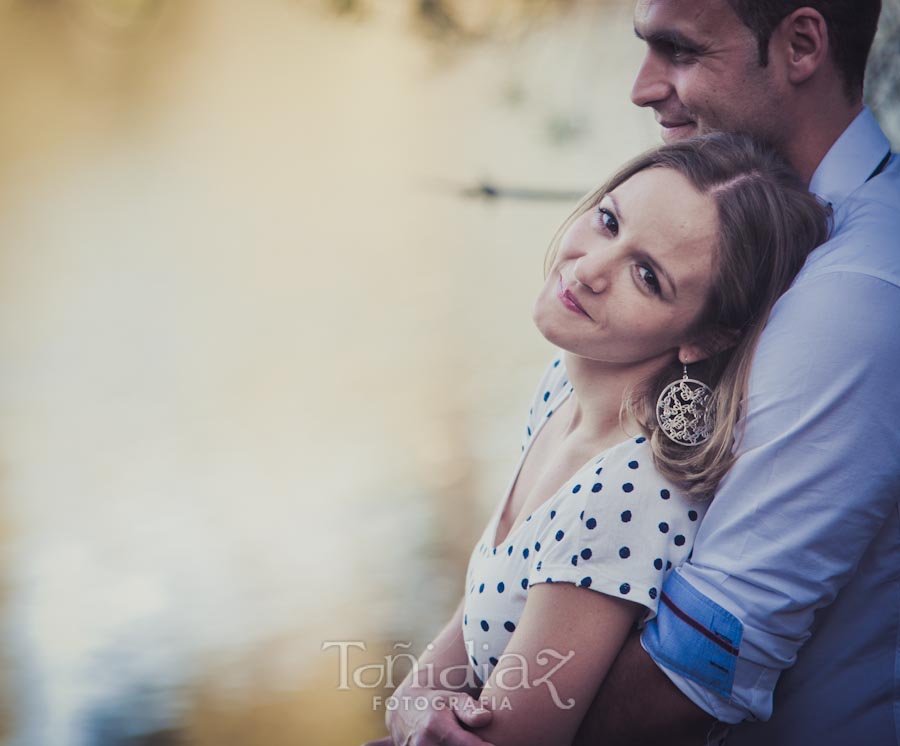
[382,597,494,746]
[477,583,642,746]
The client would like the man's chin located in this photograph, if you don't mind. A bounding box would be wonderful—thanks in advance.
[660,122,698,142]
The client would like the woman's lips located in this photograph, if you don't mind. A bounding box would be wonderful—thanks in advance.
[557,275,590,318]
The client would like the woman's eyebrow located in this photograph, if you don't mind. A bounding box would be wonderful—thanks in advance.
[641,250,678,299]
[610,191,678,298]
[609,192,623,221]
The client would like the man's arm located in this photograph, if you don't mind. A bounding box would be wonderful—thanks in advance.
[573,630,714,746]
[576,263,900,738]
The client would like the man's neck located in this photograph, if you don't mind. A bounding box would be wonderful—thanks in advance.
[783,98,864,184]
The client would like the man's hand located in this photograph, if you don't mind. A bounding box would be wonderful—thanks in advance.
[364,688,494,746]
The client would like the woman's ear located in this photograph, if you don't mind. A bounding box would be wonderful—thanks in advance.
[772,7,830,86]
[678,326,741,365]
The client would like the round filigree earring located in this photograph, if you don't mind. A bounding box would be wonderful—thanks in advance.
[656,363,714,446]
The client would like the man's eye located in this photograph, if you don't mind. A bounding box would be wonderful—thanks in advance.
[657,40,696,62]
[598,207,619,235]
[637,265,661,294]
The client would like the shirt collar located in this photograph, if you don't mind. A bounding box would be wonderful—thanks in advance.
[808,107,891,207]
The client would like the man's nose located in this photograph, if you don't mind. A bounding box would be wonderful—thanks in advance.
[631,51,670,108]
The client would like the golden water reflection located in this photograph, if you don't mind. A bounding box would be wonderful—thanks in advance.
[0,1,693,743]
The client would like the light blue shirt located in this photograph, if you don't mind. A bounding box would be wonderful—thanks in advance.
[642,107,900,745]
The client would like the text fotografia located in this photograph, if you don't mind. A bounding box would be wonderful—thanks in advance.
[374,694,513,713]
[321,640,576,709]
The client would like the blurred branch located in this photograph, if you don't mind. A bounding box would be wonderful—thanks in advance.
[866,0,900,117]
[417,0,461,36]
[462,181,584,201]
[427,177,585,201]
[317,0,592,39]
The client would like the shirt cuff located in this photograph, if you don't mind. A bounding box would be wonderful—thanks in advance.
[640,570,782,723]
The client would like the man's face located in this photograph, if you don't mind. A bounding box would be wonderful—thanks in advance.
[631,0,788,144]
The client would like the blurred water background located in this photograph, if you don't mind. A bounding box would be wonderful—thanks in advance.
[0,1,897,744]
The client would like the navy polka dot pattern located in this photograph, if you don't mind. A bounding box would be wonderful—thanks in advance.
[463,355,708,684]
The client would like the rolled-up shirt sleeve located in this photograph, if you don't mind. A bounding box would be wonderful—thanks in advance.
[642,268,900,723]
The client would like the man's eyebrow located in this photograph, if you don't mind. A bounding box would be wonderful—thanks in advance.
[633,26,703,52]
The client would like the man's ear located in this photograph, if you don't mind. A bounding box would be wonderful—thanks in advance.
[678,326,741,365]
[773,7,830,86]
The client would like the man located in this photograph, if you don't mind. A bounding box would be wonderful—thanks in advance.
[366,1,899,743]
[575,2,899,744]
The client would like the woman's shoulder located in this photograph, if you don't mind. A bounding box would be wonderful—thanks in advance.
[529,436,709,616]
[538,351,570,395]
[518,352,572,448]
[590,436,698,507]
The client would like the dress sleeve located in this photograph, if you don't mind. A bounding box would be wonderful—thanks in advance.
[527,439,707,620]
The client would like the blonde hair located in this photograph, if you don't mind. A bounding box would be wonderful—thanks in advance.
[545,133,830,498]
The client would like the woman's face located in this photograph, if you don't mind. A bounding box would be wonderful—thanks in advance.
[533,167,719,372]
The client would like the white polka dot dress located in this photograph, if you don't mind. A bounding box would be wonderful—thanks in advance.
[462,355,709,684]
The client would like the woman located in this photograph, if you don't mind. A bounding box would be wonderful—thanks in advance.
[373,134,829,746]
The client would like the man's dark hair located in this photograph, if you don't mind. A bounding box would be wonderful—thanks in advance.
[726,0,882,100]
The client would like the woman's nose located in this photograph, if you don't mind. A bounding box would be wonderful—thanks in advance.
[630,50,671,109]
[572,253,610,294]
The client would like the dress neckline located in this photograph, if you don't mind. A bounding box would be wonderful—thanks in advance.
[487,387,637,551]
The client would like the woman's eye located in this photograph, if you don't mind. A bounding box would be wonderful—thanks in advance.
[598,207,619,235]
[637,265,661,294]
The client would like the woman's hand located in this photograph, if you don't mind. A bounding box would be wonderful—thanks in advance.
[367,687,494,746]
[362,598,493,745]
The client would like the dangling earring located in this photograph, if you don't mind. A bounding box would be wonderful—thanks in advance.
[656,363,714,446]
